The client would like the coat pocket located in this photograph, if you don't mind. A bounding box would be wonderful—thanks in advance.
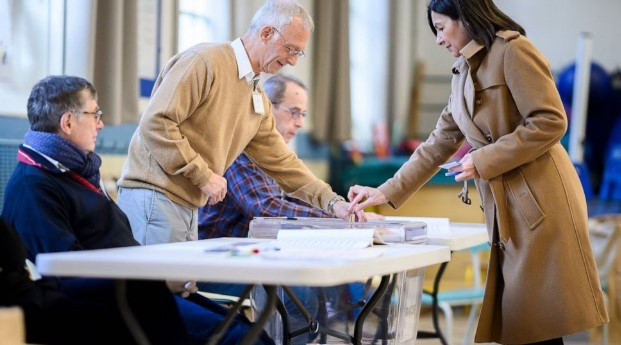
[505,168,545,230]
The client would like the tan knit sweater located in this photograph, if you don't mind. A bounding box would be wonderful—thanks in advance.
[118,42,337,210]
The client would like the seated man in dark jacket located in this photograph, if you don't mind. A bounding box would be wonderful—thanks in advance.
[1,75,274,345]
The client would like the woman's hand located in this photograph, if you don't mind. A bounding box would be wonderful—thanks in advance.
[347,185,388,214]
[455,153,480,181]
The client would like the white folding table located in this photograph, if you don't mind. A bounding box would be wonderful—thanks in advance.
[36,237,450,345]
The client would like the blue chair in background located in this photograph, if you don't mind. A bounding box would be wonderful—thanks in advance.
[599,118,621,201]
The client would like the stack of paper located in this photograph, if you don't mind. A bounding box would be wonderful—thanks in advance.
[385,216,450,235]
[259,229,385,261]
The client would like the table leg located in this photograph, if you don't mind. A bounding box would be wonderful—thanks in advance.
[206,284,255,345]
[273,292,292,345]
[417,261,449,345]
[240,285,279,345]
[353,275,391,345]
[373,274,398,345]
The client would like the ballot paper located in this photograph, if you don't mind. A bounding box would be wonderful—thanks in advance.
[258,229,385,261]
[439,161,461,169]
[275,229,377,249]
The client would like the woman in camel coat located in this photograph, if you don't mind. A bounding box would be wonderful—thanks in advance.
[347,0,608,344]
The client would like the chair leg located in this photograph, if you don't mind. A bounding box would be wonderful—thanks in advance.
[462,303,479,345]
[437,301,453,345]
[601,292,609,345]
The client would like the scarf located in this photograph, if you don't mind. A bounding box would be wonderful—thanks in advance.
[23,130,102,188]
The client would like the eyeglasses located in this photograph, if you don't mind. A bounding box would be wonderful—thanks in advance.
[272,27,305,58]
[82,109,103,122]
[273,103,307,120]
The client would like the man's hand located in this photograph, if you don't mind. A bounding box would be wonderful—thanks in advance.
[200,174,227,205]
[166,280,198,298]
[333,201,366,222]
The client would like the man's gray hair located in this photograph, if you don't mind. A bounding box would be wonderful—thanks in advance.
[249,0,314,33]
[263,74,307,104]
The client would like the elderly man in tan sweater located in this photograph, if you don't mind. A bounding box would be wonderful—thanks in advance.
[117,0,360,245]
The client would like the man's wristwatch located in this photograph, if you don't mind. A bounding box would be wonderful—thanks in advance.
[327,195,345,214]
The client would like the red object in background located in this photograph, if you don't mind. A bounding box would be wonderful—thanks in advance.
[372,122,390,159]
[398,139,422,156]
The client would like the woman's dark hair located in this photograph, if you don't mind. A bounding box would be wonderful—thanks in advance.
[427,0,525,50]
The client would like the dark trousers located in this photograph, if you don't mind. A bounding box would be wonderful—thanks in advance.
[18,278,275,345]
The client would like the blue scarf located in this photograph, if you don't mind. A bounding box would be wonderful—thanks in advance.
[24,130,102,188]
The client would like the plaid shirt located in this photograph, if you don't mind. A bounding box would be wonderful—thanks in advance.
[198,153,334,239]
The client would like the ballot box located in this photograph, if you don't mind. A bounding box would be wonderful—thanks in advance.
[248,217,428,345]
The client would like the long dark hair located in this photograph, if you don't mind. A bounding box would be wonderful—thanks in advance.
[427,0,525,50]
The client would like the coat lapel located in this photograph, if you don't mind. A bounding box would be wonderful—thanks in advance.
[451,56,489,149]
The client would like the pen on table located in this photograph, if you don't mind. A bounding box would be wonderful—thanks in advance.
[230,245,281,256]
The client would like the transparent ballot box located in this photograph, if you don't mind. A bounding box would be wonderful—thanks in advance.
[248,217,428,345]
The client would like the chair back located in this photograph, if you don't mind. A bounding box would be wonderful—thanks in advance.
[589,215,621,285]
[0,139,21,213]
[468,242,490,290]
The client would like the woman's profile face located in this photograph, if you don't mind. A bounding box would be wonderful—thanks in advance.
[430,11,471,58]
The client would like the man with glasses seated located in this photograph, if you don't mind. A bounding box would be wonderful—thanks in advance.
[117,0,362,251]
[1,75,274,345]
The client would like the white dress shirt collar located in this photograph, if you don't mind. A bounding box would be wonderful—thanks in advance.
[231,38,258,84]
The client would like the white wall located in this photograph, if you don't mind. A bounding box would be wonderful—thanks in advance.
[416,0,621,75]
[495,0,621,73]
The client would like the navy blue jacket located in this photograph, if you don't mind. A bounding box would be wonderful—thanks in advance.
[2,146,137,262]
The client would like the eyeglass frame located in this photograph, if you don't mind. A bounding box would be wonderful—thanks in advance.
[272,27,306,58]
[272,102,307,120]
[81,109,103,122]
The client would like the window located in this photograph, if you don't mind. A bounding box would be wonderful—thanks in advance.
[349,1,389,151]
[0,0,64,117]
[178,0,230,52]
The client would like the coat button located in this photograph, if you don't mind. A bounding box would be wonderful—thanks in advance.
[475,98,482,105]
[498,242,506,250]
[485,133,493,143]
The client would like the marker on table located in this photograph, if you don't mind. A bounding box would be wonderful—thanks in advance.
[230,245,281,256]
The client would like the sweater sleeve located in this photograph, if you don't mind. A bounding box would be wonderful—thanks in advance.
[244,109,338,212]
[138,51,213,189]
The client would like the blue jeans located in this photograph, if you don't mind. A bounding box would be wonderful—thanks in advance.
[117,188,198,245]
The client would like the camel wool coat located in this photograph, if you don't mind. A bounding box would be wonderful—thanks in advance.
[378,31,608,344]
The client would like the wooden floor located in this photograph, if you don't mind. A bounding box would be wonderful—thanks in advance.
[415,306,597,345]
